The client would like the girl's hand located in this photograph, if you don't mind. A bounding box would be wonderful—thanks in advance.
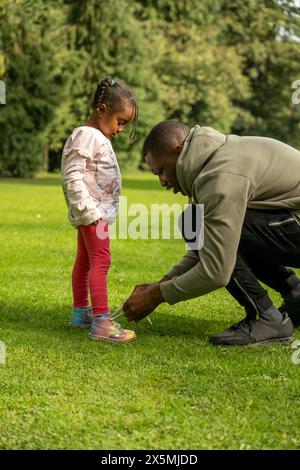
[90,218,102,225]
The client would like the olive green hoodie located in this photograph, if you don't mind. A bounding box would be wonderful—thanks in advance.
[160,125,300,305]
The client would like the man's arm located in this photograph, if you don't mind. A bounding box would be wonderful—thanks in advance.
[164,250,199,280]
[160,173,254,304]
[123,172,254,321]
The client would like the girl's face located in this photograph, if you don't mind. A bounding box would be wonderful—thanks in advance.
[96,101,134,140]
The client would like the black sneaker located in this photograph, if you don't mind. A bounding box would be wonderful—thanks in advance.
[279,298,300,328]
[210,312,294,346]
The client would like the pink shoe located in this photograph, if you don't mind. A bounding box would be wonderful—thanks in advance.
[89,314,137,343]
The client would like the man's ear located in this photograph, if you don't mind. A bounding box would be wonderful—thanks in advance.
[175,145,183,155]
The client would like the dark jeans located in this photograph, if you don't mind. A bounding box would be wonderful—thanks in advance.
[181,207,300,317]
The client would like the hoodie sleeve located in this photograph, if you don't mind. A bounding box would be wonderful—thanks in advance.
[160,172,255,304]
[166,250,199,279]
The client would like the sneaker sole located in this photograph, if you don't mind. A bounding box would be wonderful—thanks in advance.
[211,336,293,347]
[248,336,293,346]
[89,333,137,343]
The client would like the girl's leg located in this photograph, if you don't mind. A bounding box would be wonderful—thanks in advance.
[78,223,136,342]
[72,228,90,308]
[79,223,111,315]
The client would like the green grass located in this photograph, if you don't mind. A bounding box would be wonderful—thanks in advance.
[0,172,300,450]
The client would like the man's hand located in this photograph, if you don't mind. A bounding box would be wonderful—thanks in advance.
[123,283,164,322]
[132,283,158,295]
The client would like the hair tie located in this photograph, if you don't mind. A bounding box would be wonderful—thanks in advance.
[110,79,116,86]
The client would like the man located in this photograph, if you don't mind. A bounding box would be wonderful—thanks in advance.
[123,120,300,346]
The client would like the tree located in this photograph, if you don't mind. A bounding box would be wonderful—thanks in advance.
[0,0,72,176]
[62,0,163,171]
[221,0,300,147]
[1,0,299,177]
[134,0,250,133]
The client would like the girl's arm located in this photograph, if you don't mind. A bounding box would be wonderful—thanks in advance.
[62,150,103,226]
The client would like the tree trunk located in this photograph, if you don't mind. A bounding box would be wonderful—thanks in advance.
[44,143,49,172]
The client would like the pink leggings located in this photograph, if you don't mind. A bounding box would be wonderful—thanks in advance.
[72,223,111,315]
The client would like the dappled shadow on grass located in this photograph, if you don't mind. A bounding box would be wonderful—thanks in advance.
[1,302,296,373]
[136,311,223,341]
[0,302,224,346]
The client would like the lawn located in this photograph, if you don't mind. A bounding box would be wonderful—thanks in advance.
[0,173,299,450]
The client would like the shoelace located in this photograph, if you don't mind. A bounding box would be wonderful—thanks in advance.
[231,317,253,333]
[111,305,124,321]
[109,318,122,330]
[111,305,153,325]
[92,315,121,330]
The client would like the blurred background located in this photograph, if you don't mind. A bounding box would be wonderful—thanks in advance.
[0,0,300,177]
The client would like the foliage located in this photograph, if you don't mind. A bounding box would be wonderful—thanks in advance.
[0,0,72,176]
[220,0,300,147]
[0,0,300,176]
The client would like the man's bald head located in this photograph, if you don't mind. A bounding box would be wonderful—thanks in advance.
[143,121,190,195]
[142,120,190,160]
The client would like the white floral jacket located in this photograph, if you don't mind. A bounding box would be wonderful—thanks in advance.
[61,126,121,228]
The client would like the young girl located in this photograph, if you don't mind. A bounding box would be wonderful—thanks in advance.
[61,77,138,343]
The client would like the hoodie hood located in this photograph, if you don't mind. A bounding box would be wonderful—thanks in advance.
[176,125,227,196]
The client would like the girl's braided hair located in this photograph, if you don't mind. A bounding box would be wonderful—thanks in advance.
[93,76,138,143]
